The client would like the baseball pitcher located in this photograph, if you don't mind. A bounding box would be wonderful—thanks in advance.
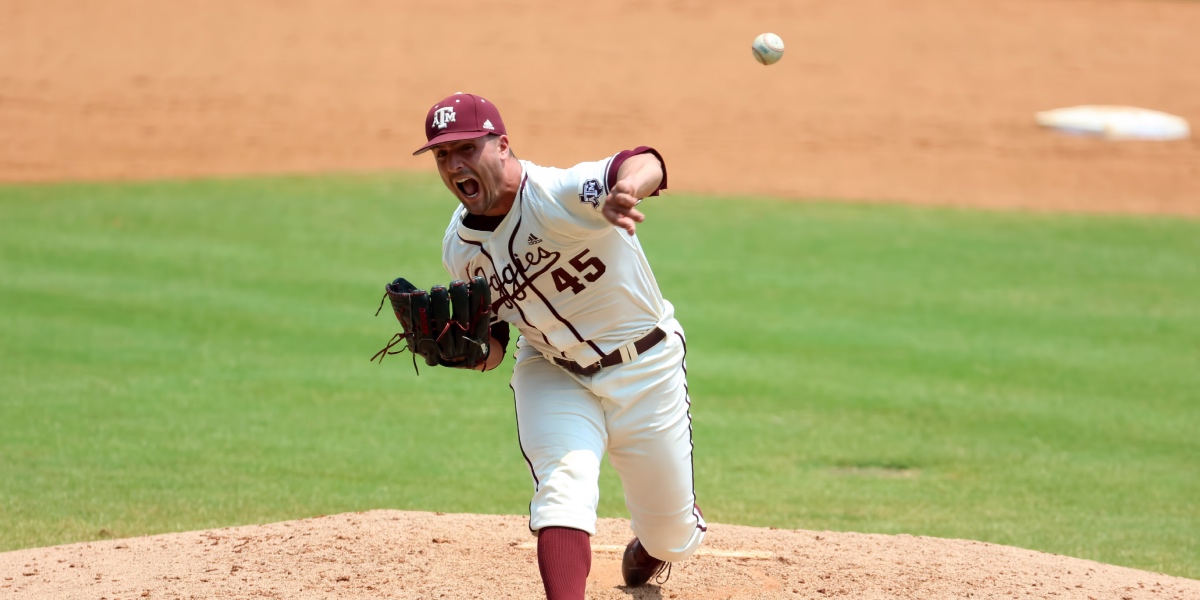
[379,92,706,599]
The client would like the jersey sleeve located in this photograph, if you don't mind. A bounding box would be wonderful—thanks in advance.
[606,146,667,197]
[541,147,667,233]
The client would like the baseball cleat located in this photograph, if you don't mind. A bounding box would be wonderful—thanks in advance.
[621,537,670,587]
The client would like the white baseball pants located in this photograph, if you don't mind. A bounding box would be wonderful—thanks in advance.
[510,318,706,562]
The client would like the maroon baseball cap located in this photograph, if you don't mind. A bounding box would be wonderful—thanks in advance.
[412,92,507,155]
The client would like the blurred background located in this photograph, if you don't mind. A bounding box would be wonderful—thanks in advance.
[2,0,1198,212]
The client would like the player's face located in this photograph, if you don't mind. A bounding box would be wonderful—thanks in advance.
[432,135,509,216]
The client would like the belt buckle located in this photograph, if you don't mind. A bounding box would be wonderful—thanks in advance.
[555,355,600,376]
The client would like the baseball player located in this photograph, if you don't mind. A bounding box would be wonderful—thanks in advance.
[393,92,706,599]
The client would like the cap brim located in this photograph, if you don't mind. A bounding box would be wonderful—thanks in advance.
[412,130,491,156]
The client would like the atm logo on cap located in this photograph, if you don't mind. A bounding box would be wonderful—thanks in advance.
[432,107,456,130]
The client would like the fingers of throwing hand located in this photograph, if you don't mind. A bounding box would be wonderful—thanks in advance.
[603,190,640,215]
[604,204,645,235]
[614,215,637,235]
[602,184,646,235]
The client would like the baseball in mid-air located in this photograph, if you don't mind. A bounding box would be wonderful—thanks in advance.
[751,33,785,66]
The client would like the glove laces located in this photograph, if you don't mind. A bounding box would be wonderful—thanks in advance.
[370,331,422,374]
[371,293,422,373]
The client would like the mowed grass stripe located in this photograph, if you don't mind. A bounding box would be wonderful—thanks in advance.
[0,174,1197,578]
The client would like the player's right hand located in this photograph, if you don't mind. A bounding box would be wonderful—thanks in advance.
[602,180,646,235]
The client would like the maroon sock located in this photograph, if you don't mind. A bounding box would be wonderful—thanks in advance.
[537,526,591,600]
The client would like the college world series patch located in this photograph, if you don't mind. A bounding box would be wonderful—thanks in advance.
[579,178,603,209]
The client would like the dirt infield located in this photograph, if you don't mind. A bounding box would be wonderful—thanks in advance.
[3,511,1199,600]
[2,0,1198,214]
[2,0,1199,597]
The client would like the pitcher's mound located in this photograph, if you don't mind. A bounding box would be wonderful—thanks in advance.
[1,510,1196,599]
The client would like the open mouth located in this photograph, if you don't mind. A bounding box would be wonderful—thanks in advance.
[455,177,480,199]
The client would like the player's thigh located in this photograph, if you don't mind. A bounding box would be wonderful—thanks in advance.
[602,331,695,507]
[512,351,608,529]
[603,336,703,557]
[512,351,607,460]
[606,378,697,519]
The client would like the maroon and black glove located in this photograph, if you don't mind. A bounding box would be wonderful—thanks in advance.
[372,276,491,372]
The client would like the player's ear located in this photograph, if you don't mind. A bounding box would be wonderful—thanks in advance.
[495,134,511,158]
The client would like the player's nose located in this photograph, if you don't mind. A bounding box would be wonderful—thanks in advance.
[446,152,467,173]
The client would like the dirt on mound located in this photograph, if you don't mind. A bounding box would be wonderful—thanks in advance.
[2,510,1197,599]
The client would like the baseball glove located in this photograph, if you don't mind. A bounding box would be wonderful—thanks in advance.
[372,276,492,373]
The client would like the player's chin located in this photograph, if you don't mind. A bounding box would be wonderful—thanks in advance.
[459,195,489,215]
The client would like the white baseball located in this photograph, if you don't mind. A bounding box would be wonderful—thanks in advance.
[751,33,785,66]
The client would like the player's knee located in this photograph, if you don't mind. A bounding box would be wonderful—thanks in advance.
[531,447,601,486]
[636,518,705,563]
[528,449,603,532]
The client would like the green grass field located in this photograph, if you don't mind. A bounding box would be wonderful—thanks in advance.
[1,174,1197,578]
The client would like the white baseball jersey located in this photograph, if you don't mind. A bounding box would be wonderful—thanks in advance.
[439,148,706,561]
[442,154,671,367]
